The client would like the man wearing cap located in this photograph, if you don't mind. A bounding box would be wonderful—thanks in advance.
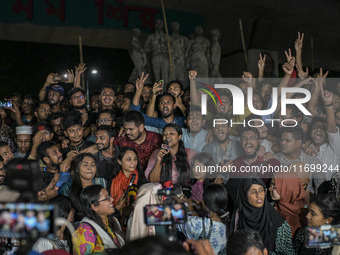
[28,122,54,171]
[45,85,64,113]
[14,125,32,159]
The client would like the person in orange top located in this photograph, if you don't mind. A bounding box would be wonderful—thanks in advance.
[269,172,307,237]
[109,147,146,208]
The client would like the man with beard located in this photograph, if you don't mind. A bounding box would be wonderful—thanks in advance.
[245,114,274,155]
[226,127,280,212]
[21,94,37,125]
[308,89,340,181]
[90,93,102,113]
[93,125,119,180]
[182,105,207,153]
[36,171,60,201]
[274,126,325,193]
[28,122,54,166]
[49,112,66,142]
[115,111,162,170]
[46,85,64,113]
[167,81,185,117]
[0,141,14,165]
[34,101,51,122]
[202,113,242,165]
[37,140,71,193]
[13,125,32,159]
[0,156,20,202]
[131,91,185,134]
[67,87,96,133]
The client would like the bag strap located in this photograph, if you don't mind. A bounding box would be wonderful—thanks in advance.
[200,218,213,240]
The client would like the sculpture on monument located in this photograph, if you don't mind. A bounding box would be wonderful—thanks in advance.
[129,28,147,81]
[144,19,170,83]
[185,26,211,78]
[170,21,189,83]
[210,28,221,78]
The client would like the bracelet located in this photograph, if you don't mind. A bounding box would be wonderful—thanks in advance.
[325,102,333,107]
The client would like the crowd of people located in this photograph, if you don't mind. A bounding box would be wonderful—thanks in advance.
[0,31,340,255]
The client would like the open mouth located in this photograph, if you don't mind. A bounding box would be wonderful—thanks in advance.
[163,107,169,114]
[245,144,254,153]
[191,123,198,129]
[314,132,322,141]
[217,131,225,139]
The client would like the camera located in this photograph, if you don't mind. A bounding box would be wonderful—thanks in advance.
[0,203,57,252]
[305,225,340,248]
[53,74,68,82]
[0,100,12,108]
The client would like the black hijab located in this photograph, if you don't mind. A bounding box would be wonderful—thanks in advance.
[229,176,285,252]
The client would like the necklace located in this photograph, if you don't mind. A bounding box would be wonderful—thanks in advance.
[69,140,85,151]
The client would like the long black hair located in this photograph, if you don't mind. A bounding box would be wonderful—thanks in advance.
[203,184,229,224]
[310,194,340,224]
[69,153,98,213]
[190,152,215,186]
[160,123,190,185]
[49,195,73,251]
[117,146,146,187]
[80,185,123,246]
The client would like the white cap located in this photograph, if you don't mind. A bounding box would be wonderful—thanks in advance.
[16,125,32,135]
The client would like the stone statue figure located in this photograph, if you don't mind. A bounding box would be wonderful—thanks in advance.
[170,22,189,82]
[185,26,211,78]
[210,29,222,78]
[129,28,147,81]
[144,19,170,83]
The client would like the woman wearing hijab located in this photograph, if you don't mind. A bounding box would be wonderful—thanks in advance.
[126,183,163,242]
[269,172,307,237]
[229,176,294,254]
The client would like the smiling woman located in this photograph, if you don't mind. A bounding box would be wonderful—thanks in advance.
[72,185,125,254]
[64,153,107,220]
[229,176,295,254]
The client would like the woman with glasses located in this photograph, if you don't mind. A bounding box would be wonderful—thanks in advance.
[229,176,294,254]
[269,172,306,237]
[72,184,125,254]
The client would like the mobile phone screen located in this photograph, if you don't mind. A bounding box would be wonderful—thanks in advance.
[305,225,340,248]
[144,203,187,226]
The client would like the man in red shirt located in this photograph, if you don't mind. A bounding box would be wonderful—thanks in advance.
[115,111,162,170]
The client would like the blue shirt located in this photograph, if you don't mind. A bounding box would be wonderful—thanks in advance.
[130,103,185,128]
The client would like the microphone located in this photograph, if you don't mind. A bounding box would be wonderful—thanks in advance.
[124,173,136,198]
[161,140,171,151]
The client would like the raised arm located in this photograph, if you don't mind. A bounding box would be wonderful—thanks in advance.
[320,72,336,133]
[39,73,57,101]
[132,72,149,106]
[307,68,329,117]
[74,63,87,88]
[189,70,200,105]
[294,32,304,71]
[146,82,162,117]
[257,53,266,81]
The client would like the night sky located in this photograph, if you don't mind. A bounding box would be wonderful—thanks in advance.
[0,40,134,97]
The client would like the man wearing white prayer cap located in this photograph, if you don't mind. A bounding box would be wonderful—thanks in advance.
[14,125,32,159]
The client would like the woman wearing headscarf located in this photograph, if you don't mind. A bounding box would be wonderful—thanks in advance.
[229,176,294,254]
[126,183,163,242]
[269,172,307,237]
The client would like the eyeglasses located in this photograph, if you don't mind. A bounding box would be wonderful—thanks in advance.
[96,119,113,124]
[97,195,112,203]
[71,95,85,100]
[248,188,266,196]
[0,167,7,173]
[312,125,326,130]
